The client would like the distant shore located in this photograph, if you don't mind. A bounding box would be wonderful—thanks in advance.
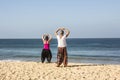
[0,61,120,80]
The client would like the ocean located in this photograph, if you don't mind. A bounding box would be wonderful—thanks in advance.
[0,38,120,64]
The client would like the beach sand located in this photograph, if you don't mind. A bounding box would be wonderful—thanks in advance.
[0,62,120,80]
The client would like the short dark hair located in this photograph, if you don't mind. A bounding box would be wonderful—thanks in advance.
[60,30,64,35]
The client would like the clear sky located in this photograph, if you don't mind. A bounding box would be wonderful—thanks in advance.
[0,0,120,38]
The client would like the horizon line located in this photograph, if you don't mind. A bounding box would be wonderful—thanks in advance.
[0,37,120,39]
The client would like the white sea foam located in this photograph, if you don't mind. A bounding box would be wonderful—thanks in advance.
[0,59,23,62]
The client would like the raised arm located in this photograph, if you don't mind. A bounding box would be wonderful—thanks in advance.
[42,34,45,41]
[55,28,61,36]
[63,28,70,37]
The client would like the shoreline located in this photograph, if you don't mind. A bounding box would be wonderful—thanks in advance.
[0,61,120,80]
[0,57,120,65]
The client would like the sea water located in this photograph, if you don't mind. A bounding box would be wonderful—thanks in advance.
[0,38,120,64]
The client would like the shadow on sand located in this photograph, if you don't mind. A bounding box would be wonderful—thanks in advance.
[67,64,105,67]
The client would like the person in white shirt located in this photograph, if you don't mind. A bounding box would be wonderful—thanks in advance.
[55,27,70,67]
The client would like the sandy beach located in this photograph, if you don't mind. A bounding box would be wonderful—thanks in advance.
[0,61,120,80]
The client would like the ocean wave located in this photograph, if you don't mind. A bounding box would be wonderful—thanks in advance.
[69,55,120,58]
[0,59,23,62]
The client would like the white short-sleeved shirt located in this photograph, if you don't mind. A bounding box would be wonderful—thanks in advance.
[57,35,67,47]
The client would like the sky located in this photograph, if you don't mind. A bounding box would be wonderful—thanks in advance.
[0,0,120,38]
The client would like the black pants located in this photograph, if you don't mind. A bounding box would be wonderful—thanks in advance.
[41,49,52,63]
